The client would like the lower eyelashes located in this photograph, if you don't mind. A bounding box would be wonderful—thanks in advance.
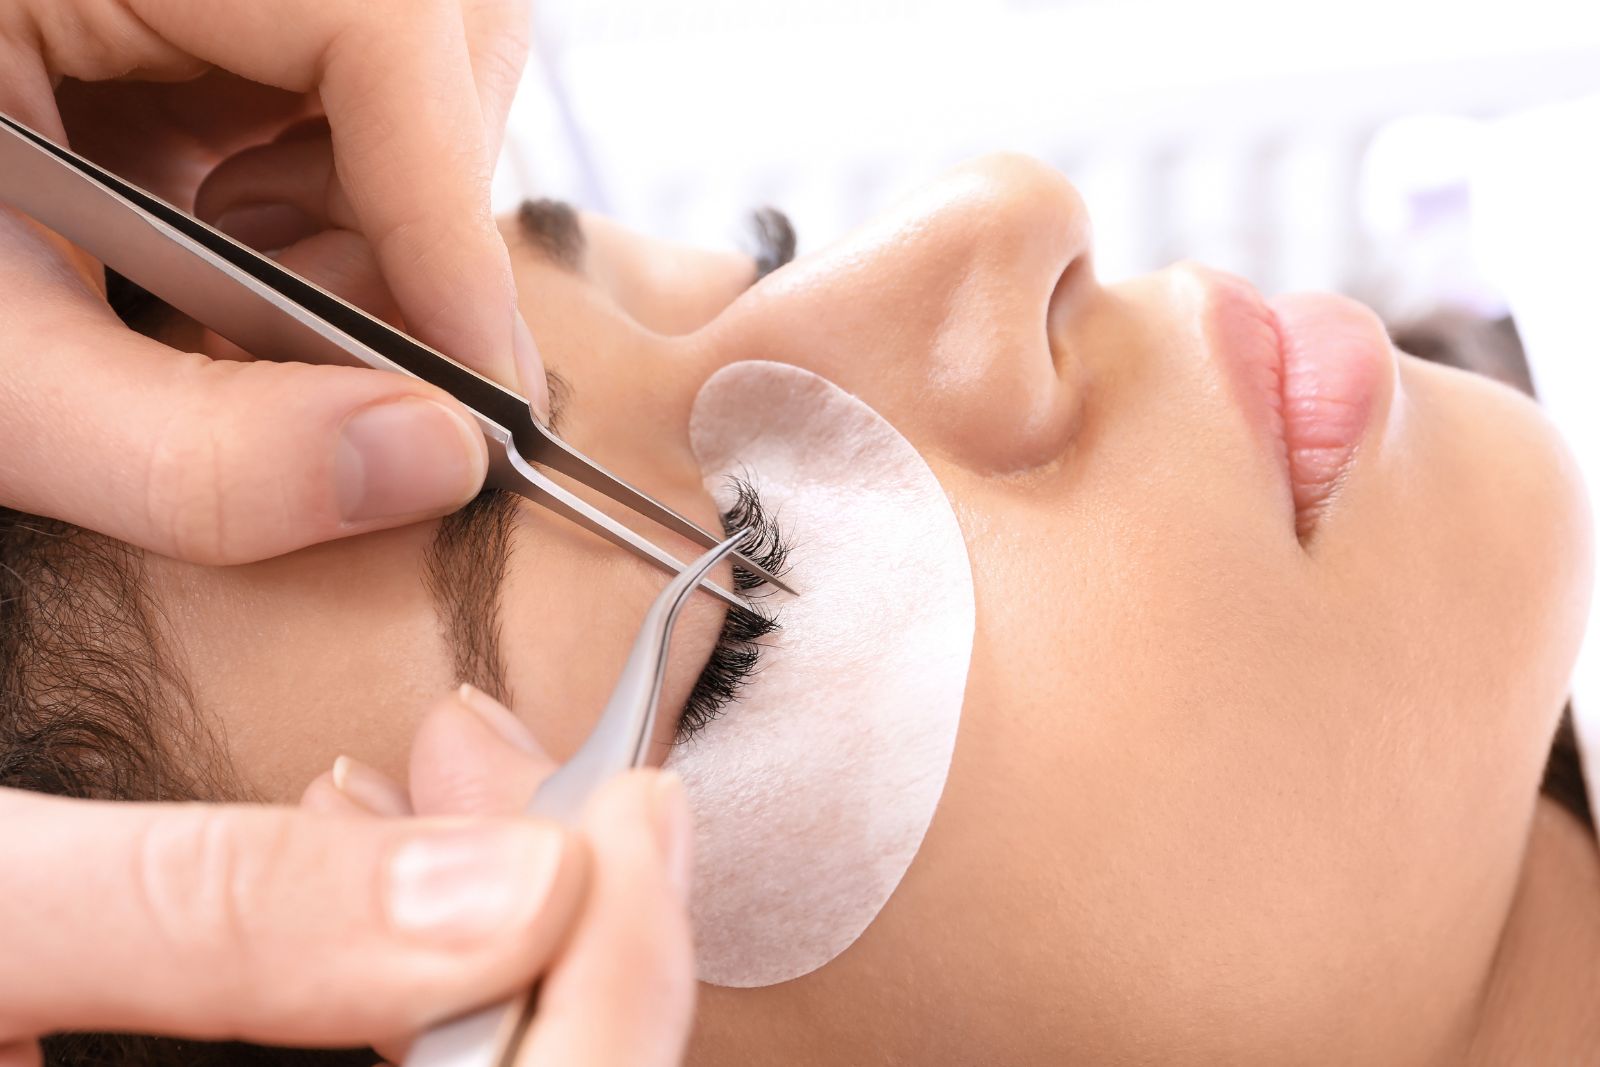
[675,475,789,743]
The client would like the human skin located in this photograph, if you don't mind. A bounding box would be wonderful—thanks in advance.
[0,4,549,564]
[140,153,1592,1063]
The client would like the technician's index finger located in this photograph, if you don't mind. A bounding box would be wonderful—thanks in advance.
[316,6,542,400]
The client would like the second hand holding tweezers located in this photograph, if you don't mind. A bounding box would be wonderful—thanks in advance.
[404,531,749,1067]
[0,111,793,607]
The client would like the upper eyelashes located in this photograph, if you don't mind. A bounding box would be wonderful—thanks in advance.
[720,474,792,592]
[675,475,790,743]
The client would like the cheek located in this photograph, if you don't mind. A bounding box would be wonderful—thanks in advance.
[772,409,1575,1060]
[690,319,1591,1060]
[1359,358,1590,789]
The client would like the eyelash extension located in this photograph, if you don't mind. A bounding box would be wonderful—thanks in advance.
[718,473,792,591]
[676,476,790,743]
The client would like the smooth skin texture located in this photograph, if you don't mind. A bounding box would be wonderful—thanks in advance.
[0,688,696,1067]
[299,688,697,1067]
[0,6,682,1059]
[0,0,551,566]
[24,144,1600,1063]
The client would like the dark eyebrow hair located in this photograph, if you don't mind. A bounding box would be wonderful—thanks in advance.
[422,489,519,703]
[749,206,797,280]
[420,368,570,703]
[518,198,586,270]
[516,198,799,284]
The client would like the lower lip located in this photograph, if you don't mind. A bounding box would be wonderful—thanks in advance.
[1214,281,1393,540]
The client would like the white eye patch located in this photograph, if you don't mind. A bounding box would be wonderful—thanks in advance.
[666,361,975,988]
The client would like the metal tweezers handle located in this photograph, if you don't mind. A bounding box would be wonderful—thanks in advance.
[0,112,777,606]
[0,111,533,444]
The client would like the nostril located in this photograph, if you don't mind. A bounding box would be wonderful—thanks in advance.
[1048,251,1098,369]
[921,305,1087,474]
[903,162,1095,472]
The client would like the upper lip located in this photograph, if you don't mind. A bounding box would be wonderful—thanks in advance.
[1195,264,1292,477]
[1195,265,1395,544]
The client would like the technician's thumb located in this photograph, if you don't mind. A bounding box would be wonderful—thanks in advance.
[0,785,586,1050]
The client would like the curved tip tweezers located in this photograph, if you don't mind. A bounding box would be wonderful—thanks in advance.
[402,530,750,1067]
[0,110,793,610]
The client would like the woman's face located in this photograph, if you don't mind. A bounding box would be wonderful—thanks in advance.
[147,155,1590,1063]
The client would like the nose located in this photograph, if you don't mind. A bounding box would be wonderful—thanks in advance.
[702,153,1097,471]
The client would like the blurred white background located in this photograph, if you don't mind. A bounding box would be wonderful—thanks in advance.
[497,0,1598,308]
[496,0,1600,789]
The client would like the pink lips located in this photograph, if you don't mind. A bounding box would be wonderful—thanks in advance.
[1270,292,1391,540]
[1207,272,1392,542]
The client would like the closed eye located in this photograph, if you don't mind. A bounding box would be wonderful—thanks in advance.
[516,199,799,288]
[676,476,790,743]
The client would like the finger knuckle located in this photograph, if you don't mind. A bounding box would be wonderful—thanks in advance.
[415,0,459,18]
[372,218,460,329]
[142,418,232,566]
[476,36,528,102]
[374,0,445,15]
[26,2,198,82]
[140,360,252,564]
[471,2,531,79]
[0,7,27,55]
[467,0,532,30]
[132,809,292,1020]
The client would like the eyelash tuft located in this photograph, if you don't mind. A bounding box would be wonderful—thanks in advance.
[719,473,792,592]
[676,475,790,743]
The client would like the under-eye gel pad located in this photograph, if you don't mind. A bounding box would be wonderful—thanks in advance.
[666,361,975,988]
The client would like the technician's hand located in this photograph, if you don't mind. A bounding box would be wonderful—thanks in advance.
[0,0,548,564]
[301,685,698,1067]
[0,689,694,1067]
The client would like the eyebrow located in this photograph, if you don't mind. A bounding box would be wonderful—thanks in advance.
[445,197,795,701]
[417,368,569,704]
[518,199,586,270]
[515,199,798,282]
[422,490,520,703]
[749,206,797,280]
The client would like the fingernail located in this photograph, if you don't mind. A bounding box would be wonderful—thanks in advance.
[336,397,485,523]
[211,202,318,252]
[652,772,693,897]
[331,755,411,817]
[456,683,544,757]
[512,313,552,424]
[386,822,566,944]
